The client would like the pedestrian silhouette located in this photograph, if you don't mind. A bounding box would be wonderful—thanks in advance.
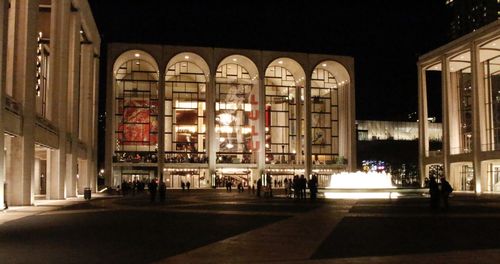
[440,176,453,211]
[429,175,440,210]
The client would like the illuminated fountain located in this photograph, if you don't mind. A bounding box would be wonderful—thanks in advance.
[323,171,400,199]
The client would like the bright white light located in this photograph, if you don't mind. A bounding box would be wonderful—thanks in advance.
[322,63,327,67]
[184,55,190,59]
[278,60,283,64]
[324,192,401,199]
[226,143,234,149]
[232,58,237,62]
[219,113,234,125]
[134,53,140,57]
[329,171,396,189]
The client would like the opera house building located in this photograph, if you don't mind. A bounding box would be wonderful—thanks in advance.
[418,21,500,194]
[0,0,100,207]
[105,44,356,189]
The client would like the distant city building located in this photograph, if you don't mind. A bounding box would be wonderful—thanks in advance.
[446,0,500,40]
[357,120,442,141]
[0,0,100,207]
[418,20,500,194]
[105,44,357,189]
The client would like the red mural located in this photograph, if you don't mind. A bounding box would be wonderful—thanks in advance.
[118,99,158,145]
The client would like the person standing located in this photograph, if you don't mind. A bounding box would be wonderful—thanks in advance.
[148,179,158,203]
[186,181,191,191]
[428,175,440,210]
[440,176,453,211]
[256,178,262,197]
[159,181,166,203]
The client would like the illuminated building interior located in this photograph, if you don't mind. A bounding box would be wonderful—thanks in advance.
[419,20,500,194]
[106,45,356,188]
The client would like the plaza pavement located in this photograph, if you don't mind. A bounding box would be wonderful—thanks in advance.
[1,190,500,263]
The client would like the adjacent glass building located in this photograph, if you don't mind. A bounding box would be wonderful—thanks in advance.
[418,20,500,193]
[0,0,100,207]
[105,44,357,188]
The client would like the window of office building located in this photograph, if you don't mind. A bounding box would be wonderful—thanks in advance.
[113,53,159,163]
[165,60,207,163]
[215,56,259,164]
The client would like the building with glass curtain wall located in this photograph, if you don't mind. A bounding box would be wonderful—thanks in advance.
[418,20,500,194]
[0,0,100,207]
[105,43,356,189]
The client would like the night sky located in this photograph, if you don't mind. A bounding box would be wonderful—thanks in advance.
[88,0,449,122]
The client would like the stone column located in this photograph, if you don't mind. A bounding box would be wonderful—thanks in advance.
[6,0,38,205]
[207,58,216,185]
[471,42,482,195]
[80,43,94,190]
[347,79,357,172]
[65,9,81,198]
[0,0,8,208]
[258,62,265,178]
[34,158,41,195]
[47,0,70,200]
[442,57,451,185]
[417,64,429,184]
[304,68,312,179]
[90,53,99,192]
[158,68,165,182]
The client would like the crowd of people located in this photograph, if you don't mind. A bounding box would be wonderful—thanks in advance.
[427,175,453,211]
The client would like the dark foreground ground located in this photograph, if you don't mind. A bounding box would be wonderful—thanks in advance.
[1,190,500,263]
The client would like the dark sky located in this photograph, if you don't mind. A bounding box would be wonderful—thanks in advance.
[88,0,448,121]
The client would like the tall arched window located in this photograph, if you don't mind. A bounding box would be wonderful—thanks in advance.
[215,59,259,164]
[114,55,159,163]
[165,61,207,163]
[310,68,339,164]
[264,65,299,164]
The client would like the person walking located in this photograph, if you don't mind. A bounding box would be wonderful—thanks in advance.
[428,175,440,210]
[186,181,191,191]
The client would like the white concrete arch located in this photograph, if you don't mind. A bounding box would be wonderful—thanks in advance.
[265,57,306,85]
[312,60,351,86]
[165,52,210,80]
[217,54,259,81]
[112,49,159,79]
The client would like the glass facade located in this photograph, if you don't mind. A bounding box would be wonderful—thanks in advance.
[215,63,258,164]
[108,48,355,189]
[310,68,339,164]
[264,66,297,165]
[113,58,159,162]
[165,61,207,163]
[419,23,500,194]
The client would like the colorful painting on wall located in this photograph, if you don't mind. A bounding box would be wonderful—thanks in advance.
[118,99,158,145]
